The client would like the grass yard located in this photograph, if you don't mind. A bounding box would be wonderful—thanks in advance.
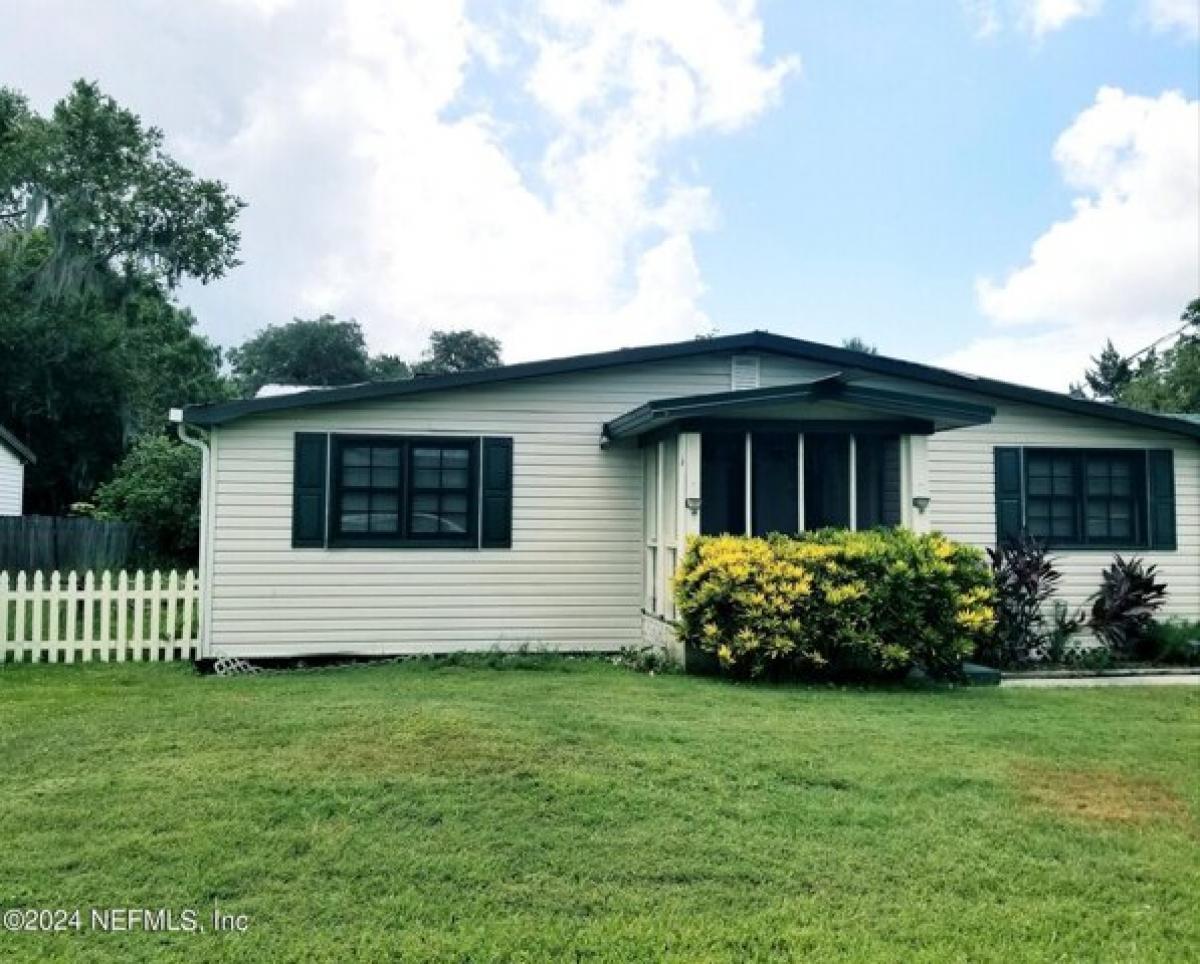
[0,659,1197,962]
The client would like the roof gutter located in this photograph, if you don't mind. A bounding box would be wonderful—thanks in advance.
[175,416,214,661]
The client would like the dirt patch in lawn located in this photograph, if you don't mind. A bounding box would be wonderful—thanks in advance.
[1013,763,1189,826]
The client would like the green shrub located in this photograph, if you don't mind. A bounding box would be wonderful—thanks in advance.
[674,529,994,680]
[93,434,201,569]
[1141,619,1200,666]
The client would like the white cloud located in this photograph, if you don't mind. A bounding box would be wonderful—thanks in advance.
[960,0,1103,37]
[942,87,1199,389]
[1023,0,1103,37]
[1,0,794,362]
[965,0,1200,39]
[1146,0,1200,36]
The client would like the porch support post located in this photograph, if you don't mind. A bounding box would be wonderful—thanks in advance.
[678,432,701,544]
[666,432,701,624]
[743,432,753,536]
[907,434,932,533]
[796,433,805,533]
[654,441,666,615]
[848,434,857,531]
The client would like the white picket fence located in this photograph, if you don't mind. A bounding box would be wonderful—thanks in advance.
[0,570,200,664]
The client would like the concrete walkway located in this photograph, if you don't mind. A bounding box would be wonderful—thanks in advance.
[1003,673,1200,688]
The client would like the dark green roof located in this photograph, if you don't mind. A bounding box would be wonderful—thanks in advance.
[602,376,995,441]
[180,330,1200,441]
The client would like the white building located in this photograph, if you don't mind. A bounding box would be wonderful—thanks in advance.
[0,426,34,516]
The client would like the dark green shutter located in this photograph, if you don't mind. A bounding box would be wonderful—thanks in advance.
[480,437,513,548]
[292,433,328,548]
[1147,449,1176,550]
[994,446,1023,544]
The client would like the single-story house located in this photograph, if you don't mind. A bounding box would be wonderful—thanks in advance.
[173,331,1199,662]
[0,425,35,517]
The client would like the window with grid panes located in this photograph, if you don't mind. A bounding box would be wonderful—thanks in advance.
[329,436,477,546]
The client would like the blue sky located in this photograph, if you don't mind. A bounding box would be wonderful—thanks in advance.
[692,0,1199,369]
[3,0,1197,389]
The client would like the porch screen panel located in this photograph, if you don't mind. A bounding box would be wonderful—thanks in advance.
[752,432,798,536]
[804,433,850,529]
[855,434,902,528]
[700,432,746,535]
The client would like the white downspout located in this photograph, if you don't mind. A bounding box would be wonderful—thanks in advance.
[173,412,214,660]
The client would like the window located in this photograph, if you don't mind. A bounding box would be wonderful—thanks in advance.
[698,430,901,536]
[752,432,798,536]
[855,435,902,529]
[1025,452,1082,542]
[329,436,478,547]
[409,446,471,535]
[338,443,401,534]
[803,433,850,529]
[1016,448,1150,548]
[699,432,746,536]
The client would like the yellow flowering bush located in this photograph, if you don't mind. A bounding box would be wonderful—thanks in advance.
[675,529,994,679]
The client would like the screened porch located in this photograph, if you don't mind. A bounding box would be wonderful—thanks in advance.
[600,376,995,622]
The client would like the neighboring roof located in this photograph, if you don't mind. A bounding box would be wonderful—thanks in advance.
[255,383,326,398]
[180,330,1200,441]
[0,425,35,464]
[602,375,995,442]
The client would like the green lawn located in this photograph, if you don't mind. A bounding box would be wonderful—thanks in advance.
[0,660,1196,962]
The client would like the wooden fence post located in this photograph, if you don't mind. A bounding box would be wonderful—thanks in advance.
[116,571,129,663]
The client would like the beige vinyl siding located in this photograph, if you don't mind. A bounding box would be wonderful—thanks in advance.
[758,354,1198,616]
[926,401,1199,618]
[206,349,1199,657]
[0,446,23,516]
[207,355,747,656]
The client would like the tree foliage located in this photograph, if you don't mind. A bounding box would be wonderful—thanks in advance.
[1073,340,1132,402]
[228,315,373,395]
[414,329,502,375]
[93,434,201,568]
[227,320,501,396]
[0,81,237,512]
[1071,300,1199,414]
[841,336,877,354]
[367,353,412,381]
[1,80,244,297]
[1118,299,1200,414]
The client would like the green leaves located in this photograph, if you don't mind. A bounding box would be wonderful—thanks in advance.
[227,315,374,396]
[227,319,502,396]
[93,434,202,568]
[0,79,240,513]
[413,329,502,375]
[1,79,244,297]
[675,529,993,681]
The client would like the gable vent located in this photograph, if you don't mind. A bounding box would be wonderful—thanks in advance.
[731,355,760,391]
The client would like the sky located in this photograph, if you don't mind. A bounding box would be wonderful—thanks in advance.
[2,0,1197,390]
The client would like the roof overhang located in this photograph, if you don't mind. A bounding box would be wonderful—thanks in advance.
[0,425,35,464]
[177,330,1200,442]
[601,376,995,445]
